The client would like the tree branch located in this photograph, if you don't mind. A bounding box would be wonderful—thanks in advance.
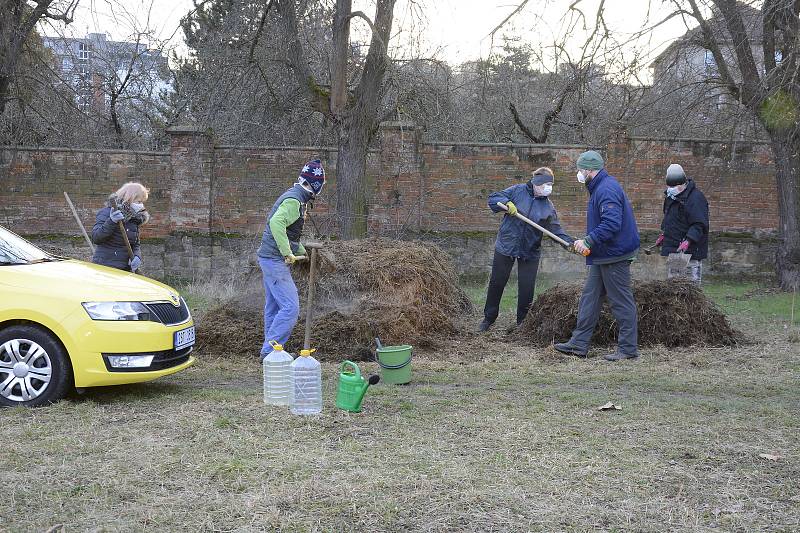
[684,0,742,100]
[274,0,331,116]
[709,0,763,106]
[248,0,274,63]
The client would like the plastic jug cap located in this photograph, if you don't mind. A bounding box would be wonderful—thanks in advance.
[268,340,283,351]
[299,348,316,357]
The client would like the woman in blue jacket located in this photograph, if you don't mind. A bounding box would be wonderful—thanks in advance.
[479,167,575,331]
[91,182,150,272]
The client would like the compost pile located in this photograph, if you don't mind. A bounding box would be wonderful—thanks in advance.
[517,279,743,347]
[196,239,473,360]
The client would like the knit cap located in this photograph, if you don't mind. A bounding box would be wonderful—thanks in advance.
[576,150,604,171]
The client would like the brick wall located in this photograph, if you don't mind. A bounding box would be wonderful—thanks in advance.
[0,123,779,280]
[1,146,172,236]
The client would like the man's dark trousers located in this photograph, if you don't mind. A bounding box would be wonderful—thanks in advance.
[484,251,540,325]
[569,260,638,355]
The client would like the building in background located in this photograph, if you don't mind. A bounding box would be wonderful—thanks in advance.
[647,2,768,138]
[42,32,171,113]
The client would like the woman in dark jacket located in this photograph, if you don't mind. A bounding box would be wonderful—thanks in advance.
[91,182,150,272]
[479,167,575,331]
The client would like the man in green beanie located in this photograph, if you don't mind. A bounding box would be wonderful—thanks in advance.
[554,150,641,361]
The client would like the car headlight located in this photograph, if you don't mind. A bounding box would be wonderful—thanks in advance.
[82,302,152,321]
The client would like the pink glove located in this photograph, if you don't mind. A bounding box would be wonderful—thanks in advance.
[655,234,664,246]
[677,240,690,253]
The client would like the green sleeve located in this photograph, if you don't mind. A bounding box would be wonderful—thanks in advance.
[268,198,302,257]
[296,243,307,256]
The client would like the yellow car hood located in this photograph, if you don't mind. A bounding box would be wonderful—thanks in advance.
[1,259,179,303]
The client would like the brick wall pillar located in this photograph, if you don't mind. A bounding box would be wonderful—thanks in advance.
[605,124,631,169]
[375,120,424,234]
[166,126,214,234]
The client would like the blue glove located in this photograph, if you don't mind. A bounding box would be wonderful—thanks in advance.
[110,209,125,223]
[129,256,142,271]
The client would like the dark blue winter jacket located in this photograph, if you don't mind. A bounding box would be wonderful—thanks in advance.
[91,197,146,271]
[660,179,709,260]
[488,182,574,261]
[583,169,640,265]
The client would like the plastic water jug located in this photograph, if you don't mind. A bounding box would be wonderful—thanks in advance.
[290,349,322,415]
[263,341,294,406]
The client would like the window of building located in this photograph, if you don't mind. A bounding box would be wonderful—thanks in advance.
[775,50,783,64]
[704,50,715,68]
[78,42,90,60]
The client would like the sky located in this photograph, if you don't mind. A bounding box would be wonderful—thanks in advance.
[52,0,694,81]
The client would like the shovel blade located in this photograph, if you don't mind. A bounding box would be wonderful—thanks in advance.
[667,252,692,268]
[666,252,692,279]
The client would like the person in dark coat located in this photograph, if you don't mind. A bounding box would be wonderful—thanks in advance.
[479,167,576,332]
[654,164,709,284]
[554,151,641,361]
[91,182,150,272]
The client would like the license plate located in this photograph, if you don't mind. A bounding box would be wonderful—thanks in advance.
[174,326,195,350]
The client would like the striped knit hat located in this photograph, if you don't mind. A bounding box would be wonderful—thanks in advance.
[299,159,326,195]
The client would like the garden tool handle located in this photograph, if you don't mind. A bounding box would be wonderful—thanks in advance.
[63,192,94,253]
[117,220,141,272]
[118,220,135,260]
[496,202,589,256]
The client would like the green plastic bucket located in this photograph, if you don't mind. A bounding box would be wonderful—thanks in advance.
[376,345,412,384]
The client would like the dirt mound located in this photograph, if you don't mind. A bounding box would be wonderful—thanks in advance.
[195,239,473,360]
[517,279,743,347]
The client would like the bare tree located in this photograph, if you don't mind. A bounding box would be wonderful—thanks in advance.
[679,0,800,290]
[0,0,78,116]
[275,0,397,239]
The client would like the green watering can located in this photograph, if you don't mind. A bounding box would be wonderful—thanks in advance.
[335,361,380,413]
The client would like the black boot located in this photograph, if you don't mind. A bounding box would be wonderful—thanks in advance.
[603,351,638,361]
[553,342,588,357]
[478,319,493,332]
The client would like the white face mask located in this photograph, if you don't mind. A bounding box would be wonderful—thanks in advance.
[536,184,553,197]
[576,171,587,184]
[666,186,681,198]
[131,202,145,213]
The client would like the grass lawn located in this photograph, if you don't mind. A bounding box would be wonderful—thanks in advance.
[2,280,799,531]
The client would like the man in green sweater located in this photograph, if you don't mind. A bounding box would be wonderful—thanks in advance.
[256,159,326,360]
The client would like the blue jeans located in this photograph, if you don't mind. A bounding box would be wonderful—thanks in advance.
[258,257,300,356]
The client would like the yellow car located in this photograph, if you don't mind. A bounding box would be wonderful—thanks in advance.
[0,225,195,407]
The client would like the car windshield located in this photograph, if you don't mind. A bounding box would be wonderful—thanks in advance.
[0,226,56,265]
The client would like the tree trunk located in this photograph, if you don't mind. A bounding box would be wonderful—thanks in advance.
[0,75,10,115]
[333,0,396,239]
[335,113,370,239]
[768,130,800,290]
[109,94,124,148]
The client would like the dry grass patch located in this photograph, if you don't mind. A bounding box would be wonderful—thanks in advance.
[2,325,799,531]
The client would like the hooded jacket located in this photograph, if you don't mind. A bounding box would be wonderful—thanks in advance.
[660,179,709,261]
[488,182,574,261]
[91,194,149,271]
[582,169,640,265]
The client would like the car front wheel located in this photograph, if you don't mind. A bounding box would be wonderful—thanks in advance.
[0,325,71,407]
